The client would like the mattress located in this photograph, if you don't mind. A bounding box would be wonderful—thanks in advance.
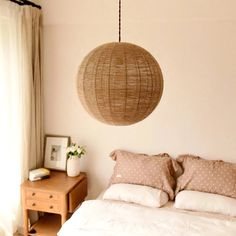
[58,199,236,236]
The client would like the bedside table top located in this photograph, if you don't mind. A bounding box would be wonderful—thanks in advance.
[21,171,86,194]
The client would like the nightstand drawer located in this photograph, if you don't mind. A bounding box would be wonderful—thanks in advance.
[26,199,61,213]
[26,189,60,201]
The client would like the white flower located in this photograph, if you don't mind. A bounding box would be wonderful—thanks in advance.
[72,146,78,153]
[66,143,86,158]
[77,148,82,155]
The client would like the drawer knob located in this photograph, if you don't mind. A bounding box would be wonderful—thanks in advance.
[32,203,36,206]
[32,192,36,196]
[49,195,53,199]
[49,205,53,209]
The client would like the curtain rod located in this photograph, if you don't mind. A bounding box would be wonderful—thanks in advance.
[10,0,41,9]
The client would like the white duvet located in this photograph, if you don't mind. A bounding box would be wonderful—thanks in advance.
[58,200,236,236]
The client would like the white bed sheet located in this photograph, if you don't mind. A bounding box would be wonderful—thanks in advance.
[58,199,236,236]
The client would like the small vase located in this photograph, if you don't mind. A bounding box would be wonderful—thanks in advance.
[67,156,80,177]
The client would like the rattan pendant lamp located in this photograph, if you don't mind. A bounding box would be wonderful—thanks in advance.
[77,0,163,126]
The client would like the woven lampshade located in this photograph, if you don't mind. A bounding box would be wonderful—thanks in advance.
[77,42,163,125]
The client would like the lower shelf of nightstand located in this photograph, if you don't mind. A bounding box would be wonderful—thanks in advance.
[29,214,61,236]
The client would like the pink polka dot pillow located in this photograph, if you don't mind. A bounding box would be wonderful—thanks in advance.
[109,150,176,200]
[175,155,236,199]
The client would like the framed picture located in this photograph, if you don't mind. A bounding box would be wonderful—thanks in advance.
[44,135,70,171]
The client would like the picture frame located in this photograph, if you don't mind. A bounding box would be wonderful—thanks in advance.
[44,135,70,171]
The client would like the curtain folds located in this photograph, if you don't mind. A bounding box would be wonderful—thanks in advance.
[0,1,43,235]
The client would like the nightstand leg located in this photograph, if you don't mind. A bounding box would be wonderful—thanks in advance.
[23,209,28,236]
[61,194,68,225]
[61,213,67,225]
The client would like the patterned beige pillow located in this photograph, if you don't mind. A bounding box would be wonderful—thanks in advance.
[109,150,176,200]
[176,155,236,199]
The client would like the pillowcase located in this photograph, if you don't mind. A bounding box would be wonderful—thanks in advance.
[175,190,236,217]
[103,183,169,207]
[175,155,236,199]
[109,150,176,200]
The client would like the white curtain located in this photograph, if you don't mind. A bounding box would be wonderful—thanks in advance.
[0,1,43,235]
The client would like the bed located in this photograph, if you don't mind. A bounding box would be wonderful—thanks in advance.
[58,199,236,236]
[58,150,236,236]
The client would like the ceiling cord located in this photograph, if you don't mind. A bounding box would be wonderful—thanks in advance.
[119,0,121,42]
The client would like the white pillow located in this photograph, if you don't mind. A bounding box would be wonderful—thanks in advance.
[175,190,236,216]
[103,183,169,207]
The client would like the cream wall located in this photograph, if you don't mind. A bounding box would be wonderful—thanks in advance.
[41,0,236,198]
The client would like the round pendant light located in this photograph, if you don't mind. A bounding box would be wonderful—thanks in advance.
[77,1,163,126]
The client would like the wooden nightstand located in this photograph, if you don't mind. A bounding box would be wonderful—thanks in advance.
[21,171,87,236]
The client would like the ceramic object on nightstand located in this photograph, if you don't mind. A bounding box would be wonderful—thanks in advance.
[67,156,80,177]
[66,143,86,177]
